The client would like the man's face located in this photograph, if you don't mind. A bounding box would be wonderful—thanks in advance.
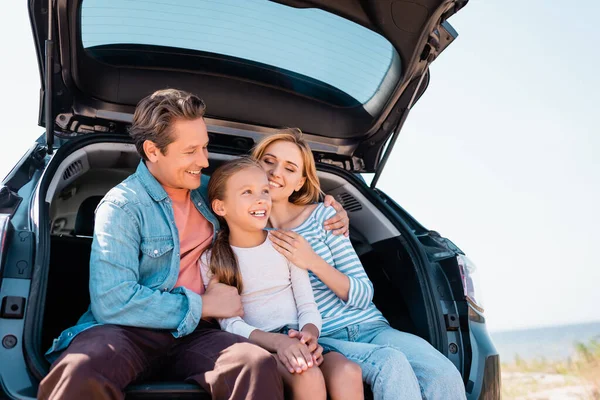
[145,118,209,190]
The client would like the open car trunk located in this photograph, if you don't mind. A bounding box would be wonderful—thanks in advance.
[30,0,466,173]
[28,135,441,398]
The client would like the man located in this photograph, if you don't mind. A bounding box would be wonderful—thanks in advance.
[39,89,349,400]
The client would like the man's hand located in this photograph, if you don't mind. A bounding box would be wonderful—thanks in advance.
[275,335,314,374]
[201,278,244,319]
[323,194,350,237]
[288,326,324,366]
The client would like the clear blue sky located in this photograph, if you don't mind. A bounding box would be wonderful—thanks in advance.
[1,1,598,332]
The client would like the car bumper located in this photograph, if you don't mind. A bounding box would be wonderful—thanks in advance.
[466,310,501,400]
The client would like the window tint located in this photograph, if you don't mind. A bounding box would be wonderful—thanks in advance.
[81,0,398,103]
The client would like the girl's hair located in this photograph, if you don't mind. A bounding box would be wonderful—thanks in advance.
[251,127,322,205]
[206,157,264,293]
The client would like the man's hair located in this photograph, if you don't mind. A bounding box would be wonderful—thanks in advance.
[128,89,206,160]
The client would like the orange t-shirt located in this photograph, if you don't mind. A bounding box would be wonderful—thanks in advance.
[163,187,213,295]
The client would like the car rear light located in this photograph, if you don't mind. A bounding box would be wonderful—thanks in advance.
[457,254,484,312]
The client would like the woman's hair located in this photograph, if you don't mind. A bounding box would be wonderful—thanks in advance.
[251,127,322,205]
[205,157,264,293]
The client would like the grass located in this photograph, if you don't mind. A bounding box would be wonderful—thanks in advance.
[501,337,600,399]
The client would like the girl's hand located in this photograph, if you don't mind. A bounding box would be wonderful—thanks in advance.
[288,328,324,366]
[275,335,314,374]
[269,230,320,271]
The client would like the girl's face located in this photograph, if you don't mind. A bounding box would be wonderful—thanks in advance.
[259,141,306,202]
[213,167,272,232]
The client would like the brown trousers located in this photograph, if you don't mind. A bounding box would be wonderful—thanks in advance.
[38,321,283,400]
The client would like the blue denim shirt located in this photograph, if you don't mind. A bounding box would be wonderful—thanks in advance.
[45,161,219,362]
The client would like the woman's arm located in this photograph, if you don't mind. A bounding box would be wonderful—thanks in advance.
[269,208,374,309]
[270,230,350,300]
[300,253,352,302]
[319,233,374,309]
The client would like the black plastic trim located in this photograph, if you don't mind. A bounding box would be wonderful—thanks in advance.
[2,231,34,279]
[125,383,208,400]
[317,163,446,352]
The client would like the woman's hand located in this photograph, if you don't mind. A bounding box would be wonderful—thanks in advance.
[275,335,314,374]
[288,328,324,366]
[269,230,321,271]
[323,194,350,237]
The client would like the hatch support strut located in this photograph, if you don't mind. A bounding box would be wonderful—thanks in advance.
[45,0,55,155]
[370,67,429,189]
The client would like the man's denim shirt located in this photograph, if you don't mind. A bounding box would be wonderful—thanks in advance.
[45,161,219,362]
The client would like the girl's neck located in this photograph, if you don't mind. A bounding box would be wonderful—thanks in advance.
[269,199,304,230]
[227,224,267,248]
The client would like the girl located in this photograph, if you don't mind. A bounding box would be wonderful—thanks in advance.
[252,128,467,400]
[200,157,363,400]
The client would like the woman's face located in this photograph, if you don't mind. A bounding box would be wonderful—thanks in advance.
[258,140,306,202]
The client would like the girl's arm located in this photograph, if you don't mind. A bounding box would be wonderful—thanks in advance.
[289,263,322,334]
[249,330,314,373]
[216,319,315,374]
[218,316,258,338]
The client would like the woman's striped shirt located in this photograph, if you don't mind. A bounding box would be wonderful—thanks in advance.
[293,203,388,336]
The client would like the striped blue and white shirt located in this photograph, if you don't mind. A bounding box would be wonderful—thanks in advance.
[294,203,388,336]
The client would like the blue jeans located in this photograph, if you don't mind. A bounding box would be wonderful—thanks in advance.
[319,321,466,400]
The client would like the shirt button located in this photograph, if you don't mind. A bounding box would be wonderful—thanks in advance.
[67,332,73,337]
[197,202,202,206]
[153,249,159,255]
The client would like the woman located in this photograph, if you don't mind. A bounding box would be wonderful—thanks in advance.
[252,128,466,400]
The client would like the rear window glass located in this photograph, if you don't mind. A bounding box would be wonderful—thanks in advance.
[80,0,398,104]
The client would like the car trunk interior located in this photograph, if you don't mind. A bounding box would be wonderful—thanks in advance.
[36,139,433,397]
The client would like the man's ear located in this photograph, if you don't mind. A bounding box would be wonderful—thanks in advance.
[212,199,227,217]
[143,140,160,163]
[294,177,306,192]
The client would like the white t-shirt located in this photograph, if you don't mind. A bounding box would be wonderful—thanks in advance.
[200,236,322,338]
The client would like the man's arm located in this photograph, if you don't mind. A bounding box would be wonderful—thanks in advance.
[89,200,202,337]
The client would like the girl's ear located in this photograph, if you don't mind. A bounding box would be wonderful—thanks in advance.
[212,199,227,217]
[294,176,306,192]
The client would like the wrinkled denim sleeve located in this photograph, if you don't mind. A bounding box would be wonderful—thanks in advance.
[89,200,202,337]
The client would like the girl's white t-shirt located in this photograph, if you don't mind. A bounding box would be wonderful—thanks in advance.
[200,237,322,338]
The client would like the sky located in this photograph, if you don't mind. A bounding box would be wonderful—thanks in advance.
[0,1,598,333]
